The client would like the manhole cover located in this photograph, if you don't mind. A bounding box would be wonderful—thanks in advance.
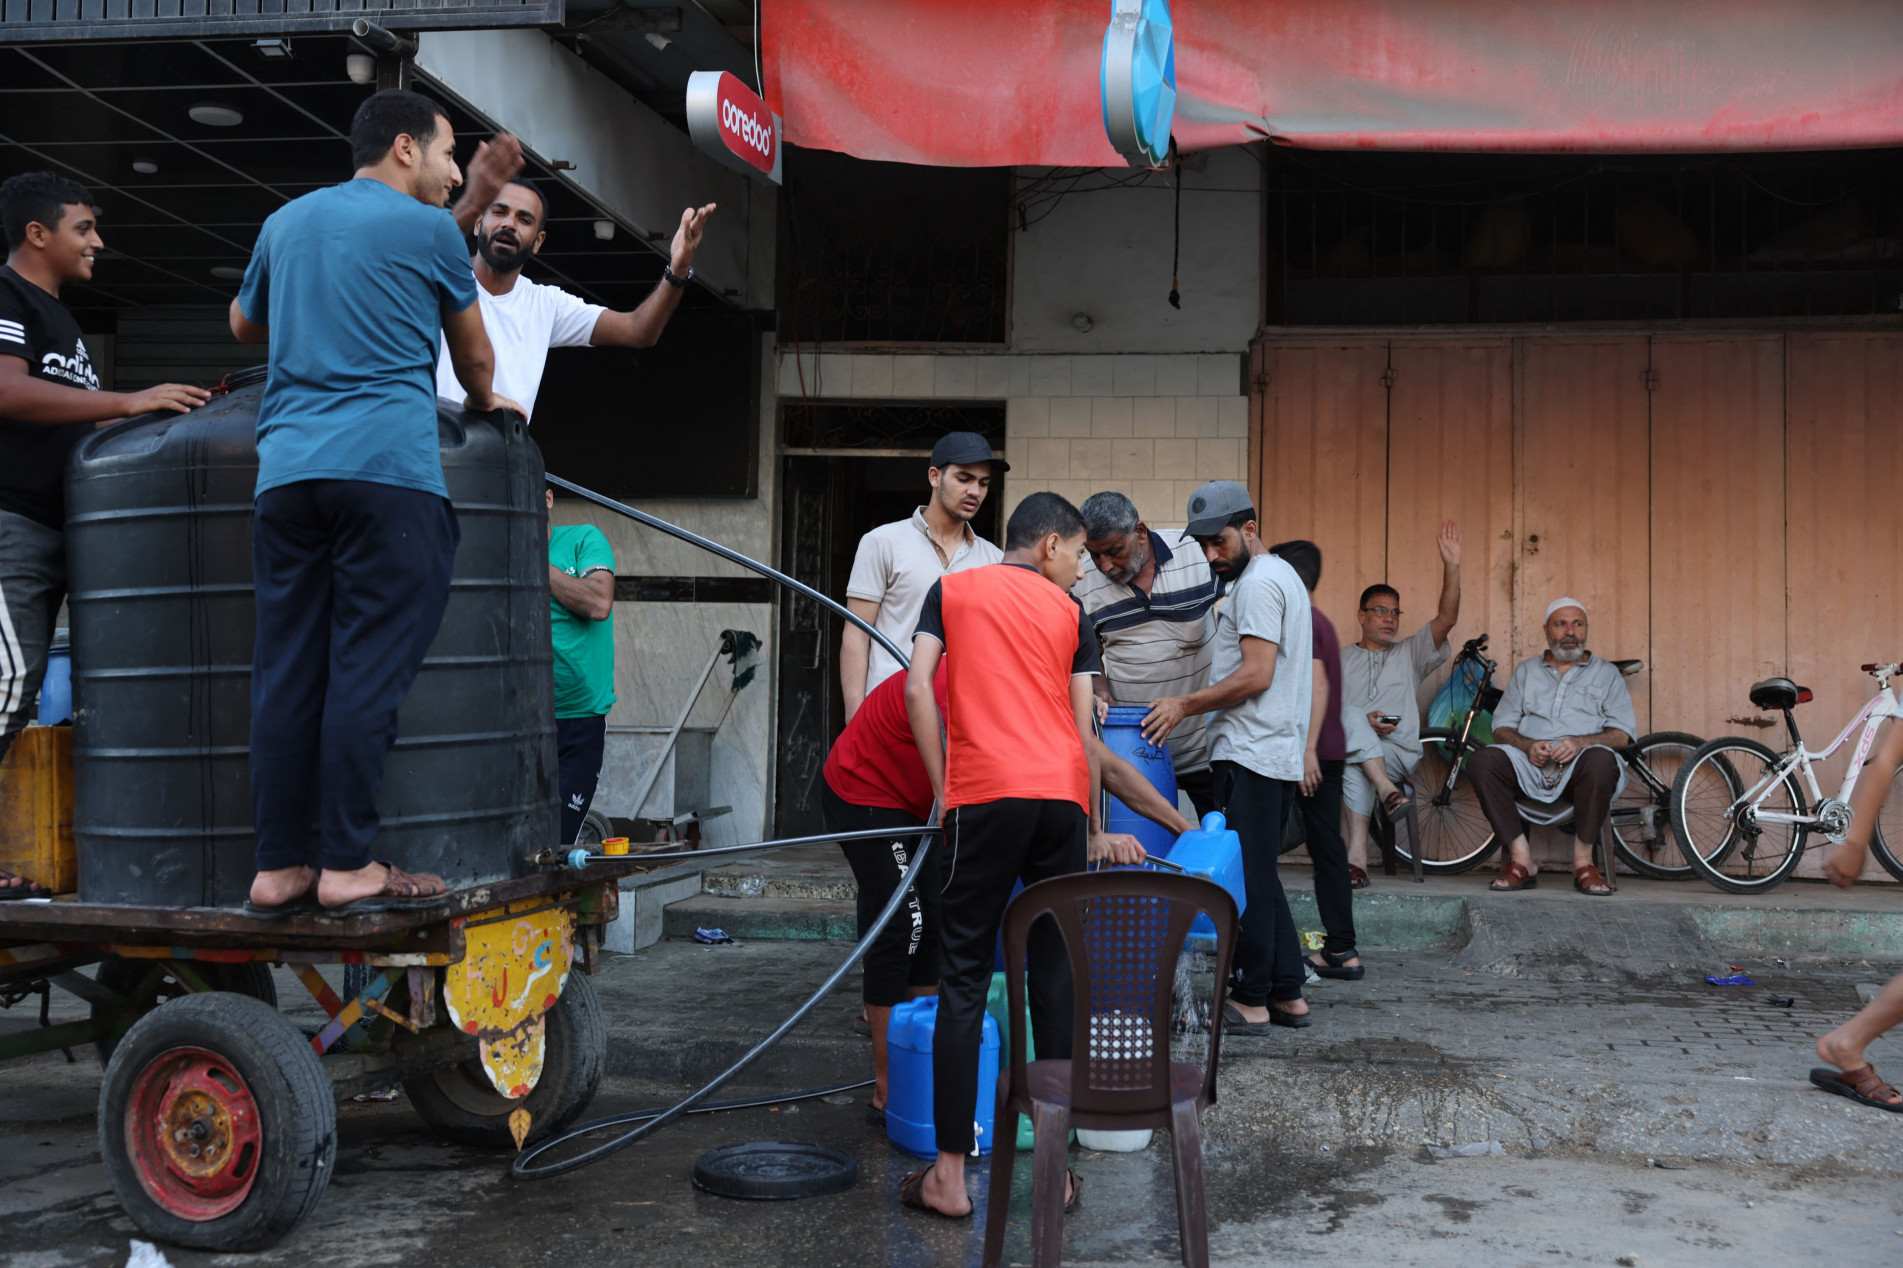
[692,1141,858,1200]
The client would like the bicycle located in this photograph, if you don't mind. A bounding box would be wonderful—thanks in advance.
[1670,664,1903,894]
[1383,634,1723,877]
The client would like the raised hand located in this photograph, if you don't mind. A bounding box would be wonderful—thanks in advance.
[1438,519,1463,568]
[466,133,524,198]
[671,203,717,274]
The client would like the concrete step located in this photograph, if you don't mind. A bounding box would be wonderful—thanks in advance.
[700,867,857,901]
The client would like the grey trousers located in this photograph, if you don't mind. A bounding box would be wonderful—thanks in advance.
[0,508,65,759]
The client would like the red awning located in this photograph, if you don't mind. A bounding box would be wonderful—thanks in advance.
[762,0,1903,166]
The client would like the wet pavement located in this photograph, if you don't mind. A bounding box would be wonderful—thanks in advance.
[7,920,1903,1264]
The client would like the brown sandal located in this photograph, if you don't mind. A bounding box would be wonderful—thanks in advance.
[317,861,448,916]
[1810,1064,1903,1112]
[1490,861,1537,891]
[1572,863,1613,896]
[898,1165,973,1219]
[1381,789,1413,815]
[1348,865,1370,890]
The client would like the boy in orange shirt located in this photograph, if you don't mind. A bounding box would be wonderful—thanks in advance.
[899,491,1144,1219]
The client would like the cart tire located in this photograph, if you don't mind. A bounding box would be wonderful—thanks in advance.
[93,957,279,1067]
[98,992,334,1252]
[404,972,606,1148]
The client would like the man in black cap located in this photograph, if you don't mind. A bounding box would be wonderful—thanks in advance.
[841,431,1005,721]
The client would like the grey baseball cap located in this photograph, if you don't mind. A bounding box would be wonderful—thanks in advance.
[1183,480,1255,537]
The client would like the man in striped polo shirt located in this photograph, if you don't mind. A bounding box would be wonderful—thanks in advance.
[1076,491,1224,816]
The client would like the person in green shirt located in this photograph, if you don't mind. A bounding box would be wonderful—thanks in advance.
[547,488,617,843]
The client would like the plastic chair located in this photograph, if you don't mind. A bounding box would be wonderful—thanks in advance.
[981,870,1238,1268]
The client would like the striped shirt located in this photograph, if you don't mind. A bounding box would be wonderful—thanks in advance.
[1073,529,1223,773]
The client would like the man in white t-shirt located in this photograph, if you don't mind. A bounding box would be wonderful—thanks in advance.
[434,134,715,420]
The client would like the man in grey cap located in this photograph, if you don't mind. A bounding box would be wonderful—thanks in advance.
[1142,480,1313,1032]
[841,431,1005,721]
[1468,598,1637,896]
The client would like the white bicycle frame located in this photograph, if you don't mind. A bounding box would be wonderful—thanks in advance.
[1729,665,1902,833]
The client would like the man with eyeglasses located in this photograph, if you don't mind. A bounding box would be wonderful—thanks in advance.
[1339,521,1463,886]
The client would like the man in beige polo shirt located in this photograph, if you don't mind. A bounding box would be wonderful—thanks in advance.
[840,432,1005,720]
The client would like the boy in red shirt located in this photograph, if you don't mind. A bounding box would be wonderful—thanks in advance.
[898,491,1144,1219]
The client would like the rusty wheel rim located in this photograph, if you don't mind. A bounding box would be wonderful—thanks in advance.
[125,1046,263,1220]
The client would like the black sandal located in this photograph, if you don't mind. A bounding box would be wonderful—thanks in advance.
[1306,948,1365,981]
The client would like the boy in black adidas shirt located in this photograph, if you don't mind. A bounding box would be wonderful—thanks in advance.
[0,172,207,893]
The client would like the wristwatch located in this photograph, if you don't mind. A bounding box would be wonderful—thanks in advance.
[662,264,693,289]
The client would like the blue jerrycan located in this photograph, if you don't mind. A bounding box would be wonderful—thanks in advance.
[885,996,999,1159]
[1158,811,1247,941]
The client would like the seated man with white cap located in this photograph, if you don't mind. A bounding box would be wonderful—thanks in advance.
[1466,598,1637,896]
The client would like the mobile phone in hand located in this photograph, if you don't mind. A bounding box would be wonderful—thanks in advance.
[1379,714,1402,725]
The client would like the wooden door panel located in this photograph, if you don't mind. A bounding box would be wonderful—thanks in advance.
[1787,333,1903,877]
[1517,337,1654,730]
[1649,336,1786,747]
[1255,341,1390,630]
[1385,341,1515,703]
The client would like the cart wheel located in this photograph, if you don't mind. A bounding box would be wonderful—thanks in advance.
[405,972,605,1148]
[99,992,334,1252]
[93,956,279,1066]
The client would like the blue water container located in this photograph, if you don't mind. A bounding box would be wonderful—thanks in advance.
[885,996,999,1159]
[1101,706,1179,860]
[35,628,71,725]
[1159,811,1247,941]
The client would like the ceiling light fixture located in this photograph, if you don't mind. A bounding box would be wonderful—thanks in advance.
[252,38,293,59]
[131,159,159,175]
[593,220,616,241]
[1072,312,1095,332]
[346,52,376,86]
[644,32,673,51]
[188,102,244,127]
[209,266,247,280]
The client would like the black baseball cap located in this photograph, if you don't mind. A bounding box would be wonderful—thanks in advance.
[930,431,1009,473]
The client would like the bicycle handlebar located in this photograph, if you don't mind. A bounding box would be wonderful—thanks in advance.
[1862,663,1901,676]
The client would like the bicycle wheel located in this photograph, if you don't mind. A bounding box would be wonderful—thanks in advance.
[1390,728,1500,874]
[1867,765,1903,882]
[1610,731,1723,879]
[1673,737,1810,894]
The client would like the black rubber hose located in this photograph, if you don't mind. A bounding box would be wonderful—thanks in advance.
[546,824,939,870]
[545,473,913,670]
[514,819,936,1178]
[517,474,936,1179]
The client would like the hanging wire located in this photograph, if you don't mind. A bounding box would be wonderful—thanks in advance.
[1168,139,1182,309]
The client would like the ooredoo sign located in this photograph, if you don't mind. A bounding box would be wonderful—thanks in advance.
[686,70,783,185]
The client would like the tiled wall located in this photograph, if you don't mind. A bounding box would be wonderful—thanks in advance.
[775,350,1250,528]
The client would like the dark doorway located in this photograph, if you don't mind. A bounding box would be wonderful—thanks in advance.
[772,442,1003,838]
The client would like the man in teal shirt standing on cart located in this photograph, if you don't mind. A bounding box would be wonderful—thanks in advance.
[545,487,616,844]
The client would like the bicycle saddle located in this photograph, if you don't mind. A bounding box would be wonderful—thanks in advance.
[1610,659,1643,677]
[1749,677,1809,710]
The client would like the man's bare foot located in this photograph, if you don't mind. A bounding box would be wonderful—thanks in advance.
[249,864,315,908]
[918,1161,972,1217]
[1818,1026,1869,1075]
[316,862,444,909]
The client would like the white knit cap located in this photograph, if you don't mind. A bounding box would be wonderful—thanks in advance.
[1544,596,1588,622]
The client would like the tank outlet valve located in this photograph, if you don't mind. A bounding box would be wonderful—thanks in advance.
[567,849,594,870]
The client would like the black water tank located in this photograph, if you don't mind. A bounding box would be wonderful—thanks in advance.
[67,367,557,907]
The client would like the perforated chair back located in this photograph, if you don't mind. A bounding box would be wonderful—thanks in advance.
[999,869,1238,1124]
